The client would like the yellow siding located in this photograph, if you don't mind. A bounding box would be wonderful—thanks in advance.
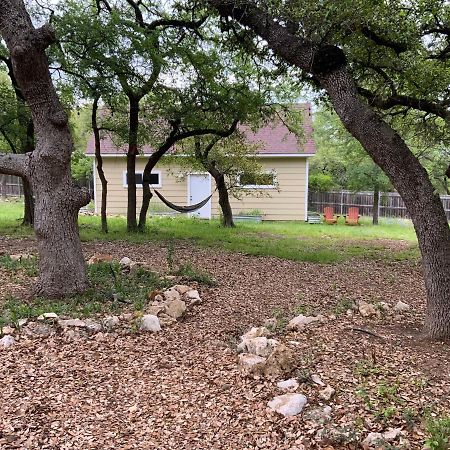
[93,156,308,221]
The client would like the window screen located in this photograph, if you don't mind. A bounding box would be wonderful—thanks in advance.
[126,172,160,186]
[240,173,275,186]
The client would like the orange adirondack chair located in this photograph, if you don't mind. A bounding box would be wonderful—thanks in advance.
[345,207,360,225]
[323,207,339,224]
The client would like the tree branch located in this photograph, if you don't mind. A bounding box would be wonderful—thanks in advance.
[0,152,29,177]
[358,87,450,120]
[361,26,408,55]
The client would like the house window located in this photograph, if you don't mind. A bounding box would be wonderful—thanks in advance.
[239,172,277,189]
[123,171,162,188]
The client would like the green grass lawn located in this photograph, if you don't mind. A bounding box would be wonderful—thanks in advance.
[0,199,418,264]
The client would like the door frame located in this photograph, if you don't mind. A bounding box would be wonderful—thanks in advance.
[187,172,212,219]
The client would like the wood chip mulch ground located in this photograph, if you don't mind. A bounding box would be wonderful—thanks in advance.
[1,237,449,449]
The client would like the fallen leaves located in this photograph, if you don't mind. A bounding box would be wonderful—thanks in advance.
[0,237,448,449]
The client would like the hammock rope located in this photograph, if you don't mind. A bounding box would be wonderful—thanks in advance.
[153,189,213,214]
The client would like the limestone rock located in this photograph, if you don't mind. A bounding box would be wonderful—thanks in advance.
[241,327,269,340]
[358,301,377,317]
[316,426,355,446]
[163,288,182,303]
[304,405,332,425]
[173,285,192,295]
[158,313,177,327]
[362,428,402,449]
[102,315,120,330]
[394,301,410,312]
[119,257,132,267]
[184,289,201,303]
[276,378,299,391]
[260,344,296,379]
[238,336,279,357]
[361,433,385,449]
[164,299,187,320]
[140,314,161,332]
[84,319,103,335]
[23,322,53,338]
[238,353,266,373]
[288,314,322,330]
[147,305,165,316]
[0,335,15,348]
[311,374,325,386]
[88,254,113,265]
[319,385,335,401]
[2,325,15,335]
[119,313,134,321]
[58,319,86,328]
[18,318,28,327]
[267,393,307,417]
[10,253,33,262]
[38,312,58,321]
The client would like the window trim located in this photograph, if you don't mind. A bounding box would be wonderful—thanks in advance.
[238,171,278,189]
[122,170,162,188]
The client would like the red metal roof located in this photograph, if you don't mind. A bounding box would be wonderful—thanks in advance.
[85,103,316,156]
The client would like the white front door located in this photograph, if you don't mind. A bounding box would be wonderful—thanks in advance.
[188,174,212,219]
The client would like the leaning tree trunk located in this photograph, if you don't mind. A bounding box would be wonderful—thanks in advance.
[138,142,173,231]
[372,188,379,226]
[213,171,234,227]
[319,69,450,339]
[127,97,140,232]
[0,1,90,297]
[212,0,450,339]
[92,96,108,233]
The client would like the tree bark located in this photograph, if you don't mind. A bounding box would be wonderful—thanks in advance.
[21,176,34,226]
[214,171,235,227]
[92,96,108,233]
[372,188,379,226]
[211,0,450,339]
[0,0,90,297]
[19,117,35,226]
[127,97,140,232]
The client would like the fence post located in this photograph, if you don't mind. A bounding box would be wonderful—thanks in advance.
[378,192,381,218]
[340,190,344,215]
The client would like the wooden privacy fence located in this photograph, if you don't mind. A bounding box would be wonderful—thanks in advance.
[0,175,94,199]
[0,174,23,197]
[309,190,450,220]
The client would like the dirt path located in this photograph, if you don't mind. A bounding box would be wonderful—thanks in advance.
[0,238,448,449]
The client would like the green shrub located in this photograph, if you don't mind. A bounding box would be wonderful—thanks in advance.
[425,417,450,450]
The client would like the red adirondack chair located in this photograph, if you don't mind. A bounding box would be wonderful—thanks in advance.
[323,207,339,224]
[345,207,360,225]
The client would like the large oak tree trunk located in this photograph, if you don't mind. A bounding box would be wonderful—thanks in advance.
[0,0,90,297]
[211,0,450,339]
